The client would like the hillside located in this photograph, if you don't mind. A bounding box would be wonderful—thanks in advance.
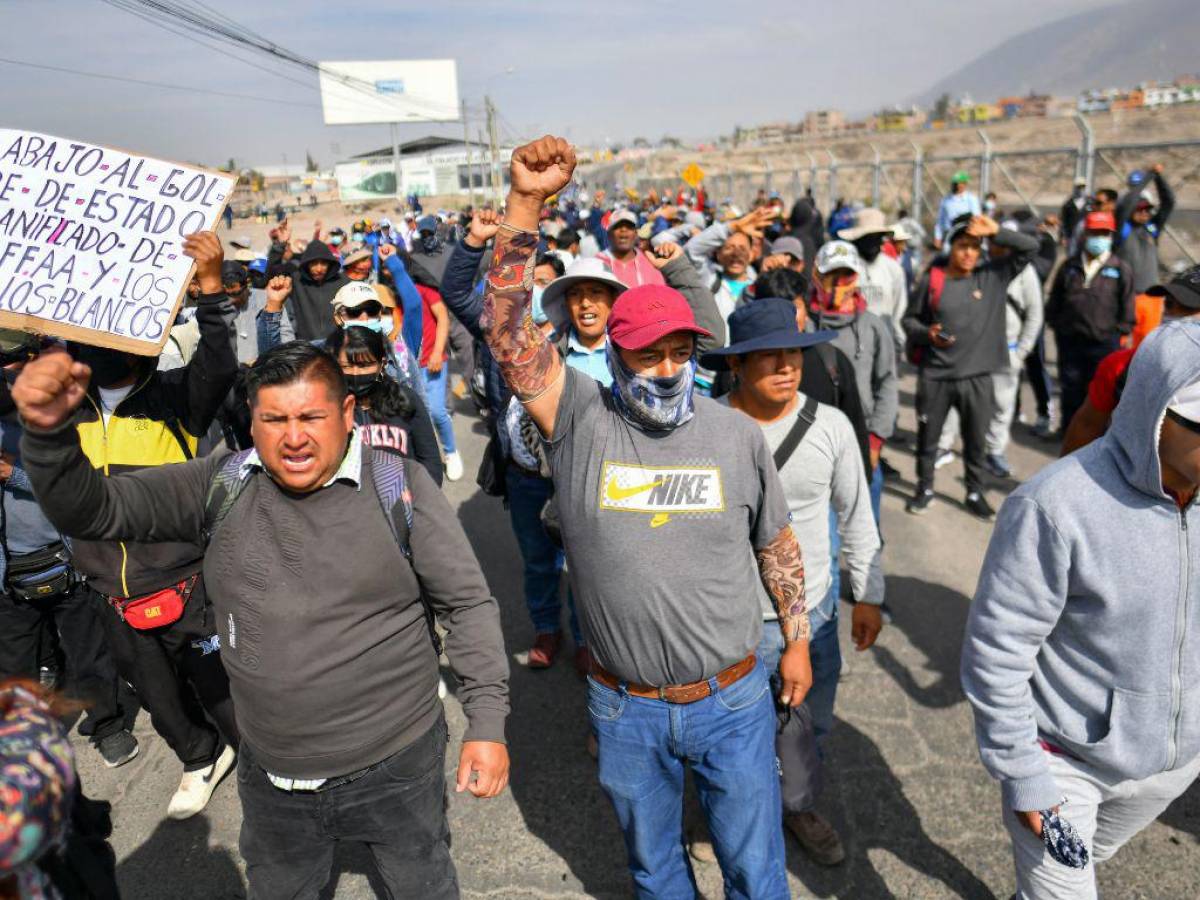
[914,0,1200,106]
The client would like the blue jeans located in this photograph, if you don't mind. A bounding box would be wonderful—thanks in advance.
[589,660,789,900]
[869,461,883,528]
[505,469,582,644]
[421,365,456,453]
[757,593,841,750]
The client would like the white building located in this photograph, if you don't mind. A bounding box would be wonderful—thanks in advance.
[334,135,513,201]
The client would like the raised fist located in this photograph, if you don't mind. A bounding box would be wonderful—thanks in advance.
[12,349,92,431]
[265,275,292,313]
[468,208,502,248]
[509,136,576,205]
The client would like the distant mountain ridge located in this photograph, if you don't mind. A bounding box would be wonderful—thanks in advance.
[914,0,1200,106]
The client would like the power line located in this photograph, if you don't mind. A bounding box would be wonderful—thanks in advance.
[97,0,460,118]
[0,56,319,108]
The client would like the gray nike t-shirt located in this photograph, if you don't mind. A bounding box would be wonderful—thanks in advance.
[546,367,790,685]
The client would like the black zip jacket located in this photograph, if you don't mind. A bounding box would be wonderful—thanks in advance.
[1047,254,1135,344]
[68,293,237,596]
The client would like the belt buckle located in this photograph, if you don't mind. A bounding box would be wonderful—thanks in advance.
[657,685,668,701]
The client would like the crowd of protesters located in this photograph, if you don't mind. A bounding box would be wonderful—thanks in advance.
[0,129,1195,900]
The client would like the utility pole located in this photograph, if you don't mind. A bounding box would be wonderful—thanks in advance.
[486,95,502,205]
[477,129,489,207]
[390,123,403,205]
[461,98,475,209]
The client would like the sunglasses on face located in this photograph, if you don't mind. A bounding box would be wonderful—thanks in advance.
[342,301,384,319]
[1167,408,1200,437]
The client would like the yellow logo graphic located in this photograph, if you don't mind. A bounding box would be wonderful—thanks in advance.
[145,605,162,619]
[599,462,724,528]
[604,477,667,503]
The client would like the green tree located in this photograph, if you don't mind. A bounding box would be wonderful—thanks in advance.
[933,93,951,121]
[305,151,319,173]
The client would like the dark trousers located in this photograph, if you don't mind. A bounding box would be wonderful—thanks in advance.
[0,580,127,742]
[1023,329,1053,418]
[447,316,476,386]
[1055,333,1121,435]
[97,576,238,768]
[238,716,457,900]
[916,371,994,494]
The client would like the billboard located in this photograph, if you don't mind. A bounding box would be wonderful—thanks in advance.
[318,60,460,125]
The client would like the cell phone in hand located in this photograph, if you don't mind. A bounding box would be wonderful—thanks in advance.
[939,331,956,345]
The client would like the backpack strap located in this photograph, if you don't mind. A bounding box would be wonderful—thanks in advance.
[367,449,443,656]
[772,396,820,471]
[202,450,255,544]
[812,342,840,407]
[368,448,413,559]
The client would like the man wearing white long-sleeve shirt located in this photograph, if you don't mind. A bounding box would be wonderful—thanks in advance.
[707,298,884,867]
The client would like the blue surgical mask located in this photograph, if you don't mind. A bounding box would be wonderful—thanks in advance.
[329,235,343,246]
[531,285,549,326]
[1084,235,1112,257]
[343,318,388,335]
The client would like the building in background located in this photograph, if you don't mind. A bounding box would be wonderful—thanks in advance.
[333,135,510,201]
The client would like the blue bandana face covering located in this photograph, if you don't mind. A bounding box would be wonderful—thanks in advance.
[606,344,697,431]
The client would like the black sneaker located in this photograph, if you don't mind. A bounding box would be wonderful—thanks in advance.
[965,492,995,521]
[906,489,934,515]
[97,730,139,768]
[879,456,901,480]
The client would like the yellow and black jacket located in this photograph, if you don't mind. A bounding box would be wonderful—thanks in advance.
[71,294,237,598]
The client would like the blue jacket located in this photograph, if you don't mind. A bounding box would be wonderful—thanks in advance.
[440,240,510,420]
[962,320,1200,812]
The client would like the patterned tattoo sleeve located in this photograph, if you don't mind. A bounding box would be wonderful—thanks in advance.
[479,230,562,401]
[756,526,811,642]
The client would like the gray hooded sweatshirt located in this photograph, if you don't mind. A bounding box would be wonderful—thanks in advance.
[961,320,1200,813]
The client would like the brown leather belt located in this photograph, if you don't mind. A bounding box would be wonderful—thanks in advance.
[590,654,756,704]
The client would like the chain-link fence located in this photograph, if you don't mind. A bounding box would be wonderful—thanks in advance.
[623,120,1200,267]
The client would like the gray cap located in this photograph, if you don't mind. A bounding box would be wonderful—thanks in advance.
[607,209,639,232]
[769,236,806,261]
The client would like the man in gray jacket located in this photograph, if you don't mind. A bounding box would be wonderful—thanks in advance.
[808,241,898,525]
[13,341,510,900]
[961,320,1200,900]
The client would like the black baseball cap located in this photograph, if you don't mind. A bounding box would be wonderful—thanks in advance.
[1147,264,1200,310]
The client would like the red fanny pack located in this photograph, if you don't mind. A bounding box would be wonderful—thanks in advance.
[109,575,197,631]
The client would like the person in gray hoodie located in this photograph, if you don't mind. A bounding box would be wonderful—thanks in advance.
[807,241,898,525]
[961,319,1200,900]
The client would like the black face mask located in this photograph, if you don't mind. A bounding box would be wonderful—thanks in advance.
[345,373,380,399]
[856,235,884,263]
[75,345,137,388]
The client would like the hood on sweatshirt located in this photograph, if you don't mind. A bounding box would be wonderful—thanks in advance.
[1106,320,1200,501]
[298,240,342,283]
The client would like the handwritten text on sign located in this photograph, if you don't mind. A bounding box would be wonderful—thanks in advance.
[0,129,235,353]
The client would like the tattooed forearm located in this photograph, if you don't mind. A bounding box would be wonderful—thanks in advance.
[479,229,562,401]
[756,526,811,642]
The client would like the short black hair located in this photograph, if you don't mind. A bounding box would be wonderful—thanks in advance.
[557,228,580,248]
[245,341,346,407]
[752,268,809,303]
[1096,188,1118,204]
[534,252,566,278]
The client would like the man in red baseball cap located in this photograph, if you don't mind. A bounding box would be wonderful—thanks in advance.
[1046,210,1135,435]
[481,135,805,898]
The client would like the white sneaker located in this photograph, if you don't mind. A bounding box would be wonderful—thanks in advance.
[934,449,957,470]
[167,745,236,820]
[445,451,464,482]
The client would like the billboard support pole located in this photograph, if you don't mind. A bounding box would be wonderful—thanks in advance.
[391,123,403,205]
[462,99,476,209]
[486,95,502,205]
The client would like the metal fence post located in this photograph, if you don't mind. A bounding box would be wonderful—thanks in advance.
[978,129,993,197]
[1074,114,1095,195]
[870,144,882,208]
[805,151,818,199]
[827,149,839,210]
[910,141,924,222]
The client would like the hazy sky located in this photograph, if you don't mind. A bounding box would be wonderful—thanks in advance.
[5,0,1099,169]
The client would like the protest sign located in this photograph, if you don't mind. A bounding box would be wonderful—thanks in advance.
[0,129,236,355]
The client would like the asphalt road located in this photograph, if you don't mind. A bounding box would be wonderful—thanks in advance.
[70,367,1200,899]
